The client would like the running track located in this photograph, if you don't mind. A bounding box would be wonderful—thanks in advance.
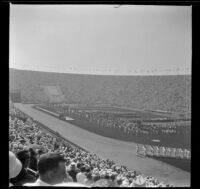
[14,103,190,186]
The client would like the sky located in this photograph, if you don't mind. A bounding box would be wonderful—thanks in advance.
[10,4,191,75]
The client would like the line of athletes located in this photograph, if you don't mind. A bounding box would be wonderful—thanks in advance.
[136,144,190,159]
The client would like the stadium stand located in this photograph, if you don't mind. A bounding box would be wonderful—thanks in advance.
[10,68,191,117]
[9,105,174,187]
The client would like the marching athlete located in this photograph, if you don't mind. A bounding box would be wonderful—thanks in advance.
[143,145,147,157]
[154,146,159,157]
[136,144,139,155]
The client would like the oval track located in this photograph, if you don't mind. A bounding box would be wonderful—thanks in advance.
[14,103,190,186]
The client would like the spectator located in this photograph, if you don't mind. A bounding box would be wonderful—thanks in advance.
[10,150,36,186]
[121,178,130,187]
[77,161,83,170]
[67,162,79,182]
[28,148,38,172]
[9,151,22,187]
[130,175,146,187]
[76,166,87,184]
[23,152,67,186]
[9,106,171,187]
[64,171,74,182]
[83,172,94,186]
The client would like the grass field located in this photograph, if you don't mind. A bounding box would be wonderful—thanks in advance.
[40,104,191,148]
[38,104,191,172]
[14,103,188,186]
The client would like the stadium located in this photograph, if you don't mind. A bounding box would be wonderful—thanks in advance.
[9,69,191,187]
[9,5,191,187]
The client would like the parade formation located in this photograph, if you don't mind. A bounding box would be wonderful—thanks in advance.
[42,103,190,147]
[36,103,191,172]
[135,144,190,160]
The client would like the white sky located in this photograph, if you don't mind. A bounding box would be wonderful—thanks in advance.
[10,4,191,75]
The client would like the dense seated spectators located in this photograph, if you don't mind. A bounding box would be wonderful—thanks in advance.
[9,106,174,187]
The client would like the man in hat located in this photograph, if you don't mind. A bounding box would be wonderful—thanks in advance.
[9,151,22,186]
[24,152,67,186]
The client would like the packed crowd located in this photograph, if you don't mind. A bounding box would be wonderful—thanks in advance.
[9,106,173,187]
[45,104,190,137]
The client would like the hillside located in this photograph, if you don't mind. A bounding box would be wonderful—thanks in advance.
[9,68,191,116]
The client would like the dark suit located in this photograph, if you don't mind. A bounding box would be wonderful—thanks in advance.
[10,168,36,186]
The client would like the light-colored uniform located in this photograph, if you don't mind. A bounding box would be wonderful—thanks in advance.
[186,150,190,159]
[159,147,165,157]
[165,147,171,157]
[171,148,176,158]
[148,145,154,157]
[142,145,147,156]
[179,148,184,159]
[136,144,139,154]
[153,146,159,156]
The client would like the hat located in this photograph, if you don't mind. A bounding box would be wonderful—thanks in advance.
[9,151,22,179]
[70,162,76,167]
[132,176,146,187]
[84,164,90,169]
[121,179,130,187]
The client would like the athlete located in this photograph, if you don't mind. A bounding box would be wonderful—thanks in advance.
[142,145,147,157]
[136,144,139,154]
[179,148,184,159]
[154,146,159,157]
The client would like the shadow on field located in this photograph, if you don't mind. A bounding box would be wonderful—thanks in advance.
[151,157,190,172]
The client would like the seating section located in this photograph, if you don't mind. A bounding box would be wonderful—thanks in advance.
[9,106,174,187]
